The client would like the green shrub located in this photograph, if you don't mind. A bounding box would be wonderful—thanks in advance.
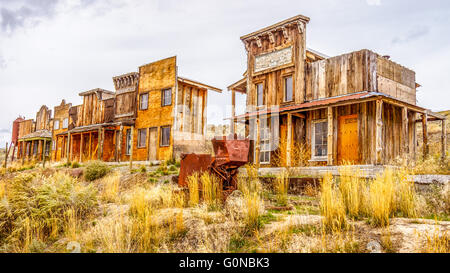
[84,161,110,181]
[139,165,147,173]
[71,161,81,169]
[169,165,177,172]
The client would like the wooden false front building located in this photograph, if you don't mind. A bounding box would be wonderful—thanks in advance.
[228,14,447,166]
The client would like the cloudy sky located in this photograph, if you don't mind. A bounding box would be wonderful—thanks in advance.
[0,0,449,147]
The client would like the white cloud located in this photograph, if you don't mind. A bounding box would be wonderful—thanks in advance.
[366,0,381,6]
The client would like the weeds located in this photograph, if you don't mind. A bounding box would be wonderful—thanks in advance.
[84,161,109,181]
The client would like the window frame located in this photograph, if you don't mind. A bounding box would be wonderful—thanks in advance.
[256,82,264,107]
[62,118,69,129]
[311,119,328,161]
[160,125,171,147]
[255,118,271,165]
[54,119,60,130]
[137,128,147,148]
[139,93,149,110]
[125,129,132,155]
[161,88,172,107]
[283,74,294,103]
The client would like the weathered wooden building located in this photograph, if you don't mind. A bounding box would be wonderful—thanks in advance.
[15,56,220,164]
[228,14,447,166]
[17,106,52,161]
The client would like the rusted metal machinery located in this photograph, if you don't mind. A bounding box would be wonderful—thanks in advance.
[178,137,250,196]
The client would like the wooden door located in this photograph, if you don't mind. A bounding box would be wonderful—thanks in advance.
[148,127,158,161]
[337,114,359,164]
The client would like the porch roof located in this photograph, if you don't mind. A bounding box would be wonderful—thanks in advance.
[230,91,437,120]
[19,130,52,141]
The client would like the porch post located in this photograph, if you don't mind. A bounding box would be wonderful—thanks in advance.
[255,118,260,167]
[67,132,71,163]
[402,107,408,156]
[231,90,236,136]
[422,113,429,158]
[375,99,383,165]
[129,126,134,170]
[89,131,92,161]
[21,141,25,165]
[38,140,43,162]
[118,125,123,163]
[442,119,447,161]
[100,128,104,161]
[286,113,292,167]
[327,106,334,166]
[79,133,83,162]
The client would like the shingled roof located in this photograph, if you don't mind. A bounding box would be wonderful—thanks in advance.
[19,130,52,140]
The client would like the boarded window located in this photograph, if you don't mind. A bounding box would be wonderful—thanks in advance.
[140,93,148,110]
[126,129,131,155]
[256,83,263,106]
[62,118,69,129]
[54,120,60,130]
[137,128,147,148]
[162,88,172,106]
[312,120,328,159]
[284,76,293,102]
[160,126,170,147]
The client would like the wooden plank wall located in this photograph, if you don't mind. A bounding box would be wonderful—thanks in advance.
[35,106,52,131]
[245,24,306,111]
[376,56,416,105]
[305,50,378,100]
[134,56,177,161]
[18,119,34,138]
[78,93,107,126]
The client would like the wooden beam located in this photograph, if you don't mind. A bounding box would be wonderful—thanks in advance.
[118,125,123,163]
[255,118,260,167]
[100,128,105,161]
[375,99,383,165]
[441,119,446,161]
[79,133,83,162]
[327,107,333,166]
[402,107,408,156]
[231,89,236,135]
[68,132,71,163]
[89,131,92,161]
[129,126,134,170]
[422,113,429,158]
[21,141,25,165]
[286,113,292,167]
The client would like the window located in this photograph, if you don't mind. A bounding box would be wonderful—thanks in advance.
[126,129,131,155]
[62,118,69,129]
[160,126,170,147]
[45,141,51,156]
[259,119,271,164]
[162,88,172,106]
[137,128,147,148]
[312,120,328,160]
[140,93,149,110]
[284,76,293,102]
[256,83,264,106]
[54,120,60,130]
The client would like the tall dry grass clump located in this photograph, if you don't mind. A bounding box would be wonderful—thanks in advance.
[238,164,263,231]
[395,168,417,218]
[338,166,366,218]
[368,169,395,227]
[275,170,289,206]
[200,172,222,210]
[100,172,121,203]
[187,172,200,207]
[320,172,347,231]
[273,138,311,167]
[421,228,449,253]
[84,161,110,181]
[0,172,98,251]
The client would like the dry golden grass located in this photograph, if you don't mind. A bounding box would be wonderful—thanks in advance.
[100,172,121,203]
[187,172,200,207]
[200,172,222,211]
[421,227,449,253]
[238,165,264,231]
[368,170,395,227]
[320,172,347,231]
[274,170,289,206]
[273,137,311,167]
[338,166,366,218]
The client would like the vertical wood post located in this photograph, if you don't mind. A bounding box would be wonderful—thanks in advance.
[255,118,260,167]
[100,128,105,161]
[43,140,47,168]
[375,99,383,165]
[118,125,123,163]
[38,140,43,162]
[231,90,236,136]
[88,132,92,161]
[129,126,134,170]
[68,133,72,162]
[21,141,25,165]
[422,113,429,158]
[401,107,409,156]
[79,133,83,162]
[327,107,334,166]
[442,119,447,161]
[286,113,292,167]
